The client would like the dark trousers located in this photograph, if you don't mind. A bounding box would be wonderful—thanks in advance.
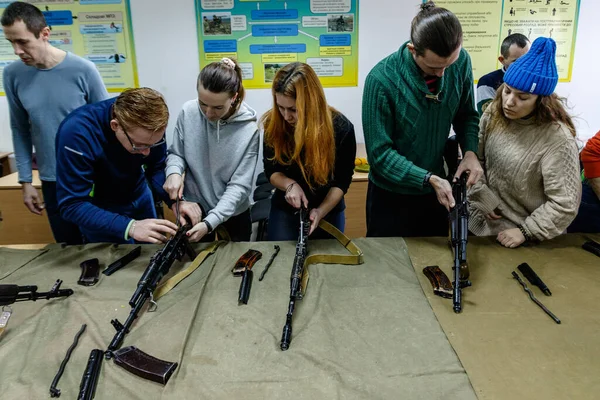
[202,209,252,242]
[41,180,84,245]
[366,180,448,237]
[267,200,346,241]
[568,181,600,233]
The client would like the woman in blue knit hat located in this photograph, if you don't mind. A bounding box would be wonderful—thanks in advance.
[468,37,581,248]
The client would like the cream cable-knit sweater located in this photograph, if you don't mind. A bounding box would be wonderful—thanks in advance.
[468,110,581,240]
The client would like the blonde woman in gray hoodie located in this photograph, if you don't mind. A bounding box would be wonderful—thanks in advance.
[164,58,259,241]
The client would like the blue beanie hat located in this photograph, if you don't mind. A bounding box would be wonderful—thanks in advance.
[504,37,558,96]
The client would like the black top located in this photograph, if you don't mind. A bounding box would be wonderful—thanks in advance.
[263,112,357,214]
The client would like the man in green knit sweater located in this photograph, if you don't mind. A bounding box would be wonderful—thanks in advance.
[362,1,483,237]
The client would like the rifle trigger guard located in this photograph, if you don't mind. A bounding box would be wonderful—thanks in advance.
[0,306,12,329]
[148,291,157,313]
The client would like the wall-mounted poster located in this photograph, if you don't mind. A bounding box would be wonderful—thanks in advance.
[432,0,581,82]
[0,0,139,95]
[196,0,359,89]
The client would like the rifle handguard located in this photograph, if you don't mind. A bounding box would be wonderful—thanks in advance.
[78,258,100,286]
[238,269,253,305]
[77,349,102,400]
[113,346,178,385]
[103,246,142,276]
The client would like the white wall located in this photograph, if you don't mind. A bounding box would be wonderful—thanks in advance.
[0,0,597,153]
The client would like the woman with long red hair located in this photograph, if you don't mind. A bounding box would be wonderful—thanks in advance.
[262,62,356,240]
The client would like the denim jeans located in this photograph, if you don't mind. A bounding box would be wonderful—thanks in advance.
[80,184,157,243]
[267,200,346,241]
[41,180,84,245]
[568,181,600,233]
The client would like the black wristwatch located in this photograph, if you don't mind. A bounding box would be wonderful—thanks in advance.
[423,172,433,187]
[204,220,214,234]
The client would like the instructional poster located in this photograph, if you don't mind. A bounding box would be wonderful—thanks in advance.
[432,0,580,82]
[0,0,138,95]
[195,0,359,89]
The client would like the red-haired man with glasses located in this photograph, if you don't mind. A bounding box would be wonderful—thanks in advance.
[55,88,190,244]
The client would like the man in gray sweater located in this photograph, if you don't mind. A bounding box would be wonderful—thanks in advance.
[164,59,259,242]
[2,2,108,244]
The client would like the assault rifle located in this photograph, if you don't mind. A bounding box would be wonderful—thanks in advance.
[106,224,197,357]
[78,225,196,393]
[449,173,471,313]
[280,207,310,351]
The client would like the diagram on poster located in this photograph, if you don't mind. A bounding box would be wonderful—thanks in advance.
[0,0,138,95]
[432,0,580,82]
[196,0,359,89]
[500,0,579,80]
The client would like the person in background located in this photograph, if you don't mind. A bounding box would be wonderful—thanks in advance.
[477,33,530,114]
[163,58,259,242]
[568,130,600,233]
[469,37,581,248]
[362,1,482,238]
[2,1,108,244]
[56,88,179,244]
[262,62,356,240]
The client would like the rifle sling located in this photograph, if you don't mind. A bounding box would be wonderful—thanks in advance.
[152,220,362,300]
[300,219,364,295]
[153,241,224,301]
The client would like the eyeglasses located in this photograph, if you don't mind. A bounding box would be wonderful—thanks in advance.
[122,126,166,152]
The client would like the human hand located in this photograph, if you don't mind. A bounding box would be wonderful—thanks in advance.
[163,174,183,200]
[454,151,483,187]
[129,219,178,243]
[186,222,209,242]
[485,210,502,220]
[285,182,308,209]
[308,208,323,235]
[496,228,525,248]
[429,175,455,211]
[22,183,44,215]
[171,201,202,226]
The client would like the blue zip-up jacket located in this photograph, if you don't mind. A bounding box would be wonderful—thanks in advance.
[56,98,168,241]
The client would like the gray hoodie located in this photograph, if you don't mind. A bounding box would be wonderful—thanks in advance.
[165,99,259,230]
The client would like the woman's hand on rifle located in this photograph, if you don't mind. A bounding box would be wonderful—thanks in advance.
[170,201,202,226]
[308,208,323,235]
[285,181,308,209]
[186,221,209,242]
